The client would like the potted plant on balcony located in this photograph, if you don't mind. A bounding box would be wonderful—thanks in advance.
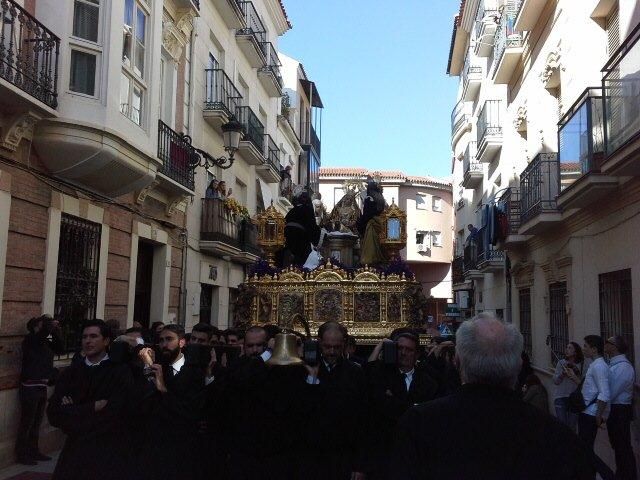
[224,197,250,221]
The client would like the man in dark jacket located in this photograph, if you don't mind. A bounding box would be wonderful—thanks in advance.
[392,314,595,480]
[16,315,64,464]
[367,334,438,479]
[305,321,367,480]
[47,319,134,480]
[284,188,321,265]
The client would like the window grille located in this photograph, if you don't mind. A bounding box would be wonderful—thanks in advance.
[54,214,101,352]
[549,282,568,366]
[519,288,532,359]
[599,269,634,363]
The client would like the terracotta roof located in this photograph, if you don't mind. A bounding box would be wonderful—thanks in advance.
[319,167,452,188]
[279,0,292,29]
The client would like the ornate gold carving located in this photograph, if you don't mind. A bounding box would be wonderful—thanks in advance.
[379,200,407,260]
[1,111,41,151]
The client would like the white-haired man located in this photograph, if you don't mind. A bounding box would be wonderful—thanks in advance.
[392,313,595,479]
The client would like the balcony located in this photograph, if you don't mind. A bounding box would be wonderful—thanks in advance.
[492,1,524,84]
[452,255,472,290]
[519,152,561,234]
[496,187,529,247]
[602,22,640,176]
[256,134,281,183]
[203,68,243,129]
[236,1,267,68]
[474,7,499,57]
[0,0,59,145]
[477,100,502,162]
[173,0,200,14]
[515,0,549,31]
[236,106,265,165]
[258,42,283,97]
[279,176,294,208]
[451,99,471,147]
[557,88,617,210]
[211,0,245,29]
[462,57,483,101]
[463,244,483,280]
[200,198,261,264]
[478,248,505,273]
[462,141,483,188]
[157,120,195,193]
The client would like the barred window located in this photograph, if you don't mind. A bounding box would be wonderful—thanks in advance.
[549,282,568,366]
[54,214,102,352]
[599,269,634,363]
[519,288,532,359]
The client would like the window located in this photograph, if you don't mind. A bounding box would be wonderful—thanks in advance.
[599,269,634,363]
[69,0,101,96]
[549,282,568,366]
[416,232,425,245]
[432,196,443,212]
[416,194,427,210]
[519,288,532,358]
[121,0,148,125]
[73,0,99,42]
[70,50,97,95]
[432,231,442,247]
[54,214,101,352]
[200,284,213,324]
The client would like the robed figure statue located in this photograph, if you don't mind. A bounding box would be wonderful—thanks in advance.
[357,180,387,265]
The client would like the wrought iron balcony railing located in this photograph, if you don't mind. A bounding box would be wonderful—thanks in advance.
[157,120,195,190]
[204,68,243,117]
[237,1,267,57]
[519,152,559,225]
[493,0,523,71]
[475,5,499,41]
[477,248,505,265]
[264,134,280,170]
[497,187,521,235]
[602,21,640,156]
[451,99,469,137]
[236,105,265,152]
[463,141,482,176]
[0,0,60,108]
[558,87,605,182]
[259,42,283,87]
[201,198,259,254]
[477,100,502,145]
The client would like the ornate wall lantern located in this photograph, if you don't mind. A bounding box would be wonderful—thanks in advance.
[379,199,407,260]
[256,203,285,266]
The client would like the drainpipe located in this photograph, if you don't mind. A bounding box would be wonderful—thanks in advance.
[179,230,188,327]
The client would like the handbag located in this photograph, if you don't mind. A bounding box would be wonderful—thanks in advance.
[567,379,598,414]
[303,229,326,271]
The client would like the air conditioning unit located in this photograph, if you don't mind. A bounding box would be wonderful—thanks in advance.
[417,244,428,253]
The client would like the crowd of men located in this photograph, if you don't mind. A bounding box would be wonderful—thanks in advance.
[15,313,636,479]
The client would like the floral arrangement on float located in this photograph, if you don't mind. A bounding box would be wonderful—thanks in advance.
[224,198,250,219]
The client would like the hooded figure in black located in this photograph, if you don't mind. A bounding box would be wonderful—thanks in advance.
[284,188,321,265]
[47,320,134,480]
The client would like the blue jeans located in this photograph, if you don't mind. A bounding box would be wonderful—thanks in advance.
[554,397,578,432]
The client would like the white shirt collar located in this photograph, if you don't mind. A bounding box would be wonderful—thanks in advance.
[172,354,185,374]
[401,368,415,378]
[85,353,109,367]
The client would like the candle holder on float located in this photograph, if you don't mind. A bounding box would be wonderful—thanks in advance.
[256,202,285,266]
[379,199,407,261]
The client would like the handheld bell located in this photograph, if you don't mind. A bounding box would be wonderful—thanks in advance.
[266,333,304,366]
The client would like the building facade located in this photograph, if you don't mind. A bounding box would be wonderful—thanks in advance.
[448,0,640,417]
[319,168,454,322]
[0,0,323,466]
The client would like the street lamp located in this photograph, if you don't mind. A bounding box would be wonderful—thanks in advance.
[189,119,244,171]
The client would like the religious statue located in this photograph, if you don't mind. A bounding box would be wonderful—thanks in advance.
[328,187,361,234]
[312,192,329,227]
[357,179,388,265]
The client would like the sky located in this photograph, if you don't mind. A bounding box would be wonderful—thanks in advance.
[279,0,459,180]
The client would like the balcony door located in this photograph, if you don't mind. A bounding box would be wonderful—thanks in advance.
[133,240,154,328]
[159,51,176,127]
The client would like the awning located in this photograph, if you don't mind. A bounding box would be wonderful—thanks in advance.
[258,177,273,208]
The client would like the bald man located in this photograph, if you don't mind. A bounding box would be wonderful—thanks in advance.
[393,313,595,480]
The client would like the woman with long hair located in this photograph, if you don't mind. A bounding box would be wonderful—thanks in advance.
[552,341,584,431]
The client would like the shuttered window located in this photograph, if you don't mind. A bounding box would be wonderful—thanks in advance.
[606,8,620,56]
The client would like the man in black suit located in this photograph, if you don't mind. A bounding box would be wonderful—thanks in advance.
[305,321,367,480]
[392,313,595,480]
[367,333,438,479]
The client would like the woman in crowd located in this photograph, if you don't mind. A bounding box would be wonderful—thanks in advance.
[552,341,584,431]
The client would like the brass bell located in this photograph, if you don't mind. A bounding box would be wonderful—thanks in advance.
[266,333,303,366]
